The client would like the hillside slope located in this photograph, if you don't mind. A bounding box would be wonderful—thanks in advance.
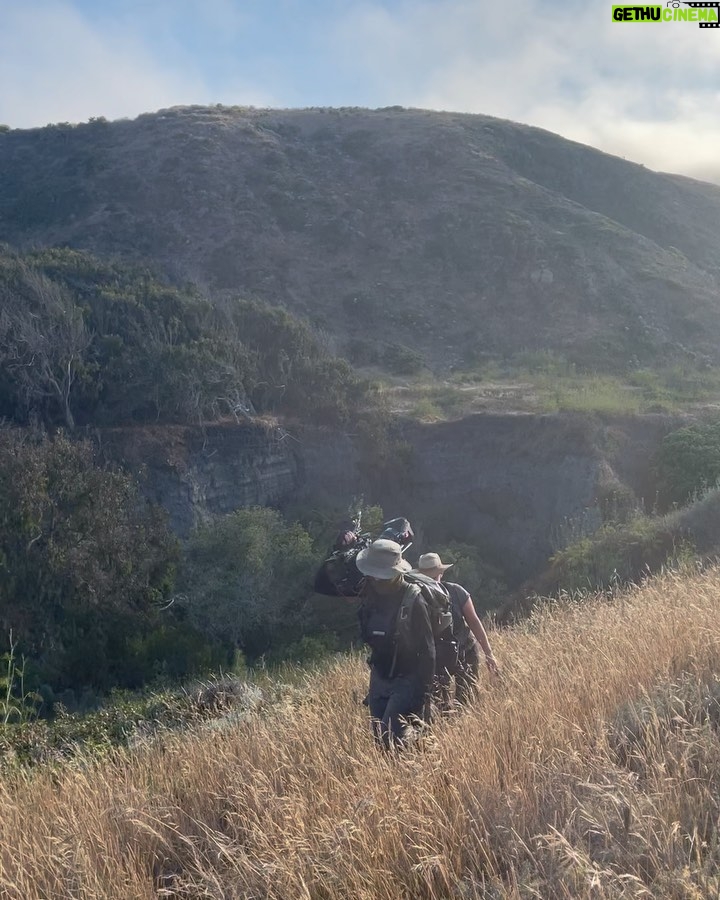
[4,567,720,898]
[1,106,719,372]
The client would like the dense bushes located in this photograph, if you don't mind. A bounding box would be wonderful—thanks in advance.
[224,297,368,425]
[429,540,508,614]
[547,518,678,594]
[0,427,220,693]
[177,507,321,661]
[0,428,407,697]
[0,675,263,768]
[0,429,366,698]
[0,246,370,429]
[655,420,720,508]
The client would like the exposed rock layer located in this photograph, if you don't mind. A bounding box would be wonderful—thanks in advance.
[96,412,687,585]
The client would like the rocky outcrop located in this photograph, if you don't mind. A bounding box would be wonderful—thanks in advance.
[95,420,299,536]
[96,412,685,585]
[297,413,606,583]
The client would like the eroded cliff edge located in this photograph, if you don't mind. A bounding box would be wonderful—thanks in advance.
[95,412,687,586]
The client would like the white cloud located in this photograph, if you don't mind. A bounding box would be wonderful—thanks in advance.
[0,1,273,128]
[330,0,720,183]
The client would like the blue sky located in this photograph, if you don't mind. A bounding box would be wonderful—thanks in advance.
[2,0,720,182]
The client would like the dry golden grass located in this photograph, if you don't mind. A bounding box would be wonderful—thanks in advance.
[3,567,720,898]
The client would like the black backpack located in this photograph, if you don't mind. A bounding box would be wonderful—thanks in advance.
[445,582,473,646]
[358,574,456,679]
[401,573,453,640]
[396,574,458,676]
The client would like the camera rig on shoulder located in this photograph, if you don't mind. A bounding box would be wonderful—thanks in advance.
[314,516,415,597]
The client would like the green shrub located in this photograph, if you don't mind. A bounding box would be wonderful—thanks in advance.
[626,368,673,405]
[383,342,425,375]
[410,396,443,420]
[548,516,681,593]
[655,421,720,508]
[0,247,373,429]
[0,427,182,692]
[0,674,264,769]
[177,508,317,660]
[540,376,644,415]
[266,634,337,666]
[1,639,41,725]
[515,349,575,377]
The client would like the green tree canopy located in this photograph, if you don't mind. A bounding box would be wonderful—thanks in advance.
[0,246,371,429]
[0,427,179,689]
[177,507,317,659]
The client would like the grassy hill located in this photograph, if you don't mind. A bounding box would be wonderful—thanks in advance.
[3,566,720,898]
[1,105,720,374]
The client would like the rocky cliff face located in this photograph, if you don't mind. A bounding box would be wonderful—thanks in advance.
[100,412,685,585]
[393,414,602,581]
[298,413,606,582]
[96,420,300,536]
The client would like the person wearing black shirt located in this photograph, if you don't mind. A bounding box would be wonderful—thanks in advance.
[355,539,436,749]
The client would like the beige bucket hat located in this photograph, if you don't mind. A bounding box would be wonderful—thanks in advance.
[355,539,412,579]
[415,552,453,573]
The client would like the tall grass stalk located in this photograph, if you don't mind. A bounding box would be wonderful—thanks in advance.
[1,633,36,726]
[3,568,720,897]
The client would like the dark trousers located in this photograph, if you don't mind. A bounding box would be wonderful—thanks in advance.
[455,641,481,706]
[367,668,428,749]
[436,641,481,711]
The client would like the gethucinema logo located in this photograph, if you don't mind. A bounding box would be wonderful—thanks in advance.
[612,2,720,26]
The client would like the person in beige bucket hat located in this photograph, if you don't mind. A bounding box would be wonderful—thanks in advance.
[416,552,453,574]
[354,539,436,749]
[415,551,499,708]
[355,539,412,579]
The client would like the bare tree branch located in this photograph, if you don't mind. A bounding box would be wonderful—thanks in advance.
[0,266,91,428]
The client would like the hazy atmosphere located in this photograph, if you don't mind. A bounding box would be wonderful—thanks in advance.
[6,3,720,898]
[2,0,719,183]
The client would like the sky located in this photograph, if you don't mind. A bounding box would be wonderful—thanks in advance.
[1,0,720,183]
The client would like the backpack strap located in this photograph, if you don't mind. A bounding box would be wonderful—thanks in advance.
[388,582,422,678]
[408,575,453,638]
